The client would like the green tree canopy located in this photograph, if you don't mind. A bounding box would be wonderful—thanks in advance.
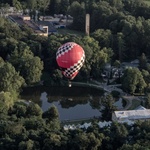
[9,42,43,85]
[0,91,14,113]
[122,67,147,94]
[0,62,25,93]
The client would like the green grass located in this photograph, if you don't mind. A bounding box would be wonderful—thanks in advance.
[122,95,143,110]
[128,99,141,110]
[122,97,130,107]
[57,28,85,36]
[143,0,150,6]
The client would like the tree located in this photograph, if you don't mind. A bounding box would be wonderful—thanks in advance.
[78,36,113,78]
[110,122,129,149]
[18,139,35,150]
[26,103,42,117]
[19,56,43,85]
[145,93,150,109]
[42,133,61,150]
[24,117,45,130]
[9,42,43,85]
[91,29,113,48]
[86,132,103,150]
[113,60,121,68]
[9,102,27,118]
[68,1,86,31]
[0,91,14,113]
[42,105,59,120]
[120,143,149,150]
[49,0,61,15]
[1,19,24,40]
[90,1,117,31]
[42,105,60,131]
[109,0,124,11]
[0,57,5,67]
[73,132,89,150]
[0,3,10,17]
[139,53,147,70]
[12,0,22,11]
[117,32,126,62]
[122,68,147,94]
[121,16,140,59]
[100,94,117,121]
[37,0,51,15]
[0,37,18,60]
[0,62,25,93]
[60,0,69,15]
[141,69,150,85]
[27,0,37,11]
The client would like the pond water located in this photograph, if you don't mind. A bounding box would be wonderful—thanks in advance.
[21,86,123,121]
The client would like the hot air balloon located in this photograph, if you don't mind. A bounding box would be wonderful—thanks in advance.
[56,42,85,87]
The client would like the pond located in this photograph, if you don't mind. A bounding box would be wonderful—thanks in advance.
[21,86,123,121]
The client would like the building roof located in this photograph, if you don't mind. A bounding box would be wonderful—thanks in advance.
[36,21,57,33]
[8,15,48,36]
[114,108,150,120]
[134,105,146,110]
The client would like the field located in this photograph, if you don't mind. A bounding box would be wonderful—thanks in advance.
[143,0,150,5]
[57,28,85,36]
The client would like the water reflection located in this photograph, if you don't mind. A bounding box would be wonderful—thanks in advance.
[40,92,101,120]
[21,86,123,121]
[21,86,103,120]
[114,98,123,109]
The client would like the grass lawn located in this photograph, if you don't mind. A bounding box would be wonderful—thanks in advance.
[57,28,85,36]
[122,96,141,110]
[128,99,141,110]
[143,0,150,5]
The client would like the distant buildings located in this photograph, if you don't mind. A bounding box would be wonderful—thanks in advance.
[8,15,49,37]
[101,59,140,79]
[7,13,73,37]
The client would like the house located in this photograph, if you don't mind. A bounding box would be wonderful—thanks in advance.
[112,106,150,123]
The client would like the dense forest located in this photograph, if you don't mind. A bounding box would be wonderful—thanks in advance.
[1,0,150,149]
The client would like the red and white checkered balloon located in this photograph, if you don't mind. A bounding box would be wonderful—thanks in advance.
[56,42,85,80]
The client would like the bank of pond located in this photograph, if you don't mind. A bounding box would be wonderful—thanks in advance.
[20,85,125,121]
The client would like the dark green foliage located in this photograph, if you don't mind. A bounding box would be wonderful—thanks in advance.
[0,62,25,93]
[122,68,147,94]
[42,105,59,120]
[100,94,118,121]
[111,90,120,98]
[1,1,150,149]
[1,101,150,149]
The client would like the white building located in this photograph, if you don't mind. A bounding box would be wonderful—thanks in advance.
[112,106,150,123]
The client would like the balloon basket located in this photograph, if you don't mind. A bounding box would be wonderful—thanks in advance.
[68,80,72,87]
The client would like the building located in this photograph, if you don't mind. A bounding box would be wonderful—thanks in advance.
[37,21,57,34]
[112,106,150,123]
[121,59,139,69]
[8,15,49,37]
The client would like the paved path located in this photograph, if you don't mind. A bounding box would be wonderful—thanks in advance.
[121,96,142,110]
[91,80,124,93]
[72,79,144,110]
[91,80,144,110]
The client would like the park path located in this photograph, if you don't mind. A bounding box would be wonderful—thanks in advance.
[91,80,143,110]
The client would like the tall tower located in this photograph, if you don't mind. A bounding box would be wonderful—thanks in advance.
[85,14,90,36]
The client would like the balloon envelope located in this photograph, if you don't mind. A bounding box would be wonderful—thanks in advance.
[56,42,85,80]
